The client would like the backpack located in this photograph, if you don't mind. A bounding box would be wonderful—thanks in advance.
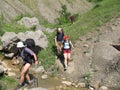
[63,40,71,50]
[24,38,35,51]
[23,38,36,63]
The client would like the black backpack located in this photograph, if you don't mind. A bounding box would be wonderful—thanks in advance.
[24,38,36,63]
[24,38,35,51]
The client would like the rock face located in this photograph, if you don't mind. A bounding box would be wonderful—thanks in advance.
[0,0,33,23]
[0,0,93,23]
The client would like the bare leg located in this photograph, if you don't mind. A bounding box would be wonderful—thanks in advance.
[64,53,68,68]
[67,53,71,65]
[26,70,30,82]
[20,63,31,84]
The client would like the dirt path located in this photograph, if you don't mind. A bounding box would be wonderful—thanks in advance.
[56,16,120,86]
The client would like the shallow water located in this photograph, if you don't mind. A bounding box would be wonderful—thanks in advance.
[0,55,88,90]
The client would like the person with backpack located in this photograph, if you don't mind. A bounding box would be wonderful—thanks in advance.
[15,41,38,90]
[62,35,74,70]
[55,27,64,55]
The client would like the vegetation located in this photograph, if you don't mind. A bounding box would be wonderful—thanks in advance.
[0,76,17,89]
[56,4,71,25]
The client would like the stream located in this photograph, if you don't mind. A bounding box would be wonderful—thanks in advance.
[0,55,88,90]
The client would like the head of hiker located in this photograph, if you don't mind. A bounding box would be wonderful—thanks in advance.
[64,35,69,40]
[57,27,63,33]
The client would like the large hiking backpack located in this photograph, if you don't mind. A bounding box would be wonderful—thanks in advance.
[24,38,35,51]
[23,38,36,63]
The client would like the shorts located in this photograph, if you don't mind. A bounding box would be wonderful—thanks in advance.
[57,41,63,47]
[63,49,71,53]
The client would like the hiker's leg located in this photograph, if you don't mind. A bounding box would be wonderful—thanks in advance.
[20,63,31,84]
[67,50,71,65]
[67,53,71,65]
[25,69,31,83]
[64,52,68,68]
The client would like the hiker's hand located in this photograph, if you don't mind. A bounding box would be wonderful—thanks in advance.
[56,43,58,46]
[35,60,38,65]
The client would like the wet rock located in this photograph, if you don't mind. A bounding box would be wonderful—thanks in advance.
[99,86,108,90]
[7,72,16,77]
[62,81,72,86]
[5,53,14,58]
[41,74,48,79]
[34,66,45,74]
[77,83,86,88]
[30,87,48,90]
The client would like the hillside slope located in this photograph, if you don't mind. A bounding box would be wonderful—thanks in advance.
[0,0,34,23]
[0,0,93,23]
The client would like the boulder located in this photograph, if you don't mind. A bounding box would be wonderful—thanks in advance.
[18,17,39,28]
[1,30,48,55]
[91,41,120,89]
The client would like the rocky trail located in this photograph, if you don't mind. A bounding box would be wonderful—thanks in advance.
[56,16,120,90]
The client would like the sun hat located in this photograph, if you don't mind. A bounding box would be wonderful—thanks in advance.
[17,41,25,48]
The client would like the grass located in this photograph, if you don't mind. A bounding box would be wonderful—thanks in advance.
[0,76,17,90]
[63,0,120,43]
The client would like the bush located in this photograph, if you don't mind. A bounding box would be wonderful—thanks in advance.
[56,4,71,25]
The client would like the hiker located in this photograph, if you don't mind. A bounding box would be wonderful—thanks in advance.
[55,27,64,55]
[62,35,74,70]
[15,41,38,90]
[70,15,74,24]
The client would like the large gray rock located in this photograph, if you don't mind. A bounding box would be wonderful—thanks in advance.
[18,17,39,28]
[92,42,120,72]
[91,41,120,89]
[1,30,48,49]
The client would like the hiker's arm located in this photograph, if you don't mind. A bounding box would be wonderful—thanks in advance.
[70,41,74,48]
[33,53,38,65]
[54,36,57,46]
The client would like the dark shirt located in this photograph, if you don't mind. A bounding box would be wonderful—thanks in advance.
[56,33,64,42]
[21,47,34,61]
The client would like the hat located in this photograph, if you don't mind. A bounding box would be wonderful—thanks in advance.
[17,41,25,48]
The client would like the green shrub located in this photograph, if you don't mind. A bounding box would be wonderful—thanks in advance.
[56,4,71,25]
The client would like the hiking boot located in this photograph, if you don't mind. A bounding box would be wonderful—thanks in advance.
[27,80,34,88]
[14,84,23,90]
[64,65,68,71]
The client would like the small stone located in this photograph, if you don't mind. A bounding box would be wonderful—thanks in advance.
[78,83,86,88]
[41,74,48,79]
[99,86,108,90]
[7,72,16,76]
[62,81,72,86]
